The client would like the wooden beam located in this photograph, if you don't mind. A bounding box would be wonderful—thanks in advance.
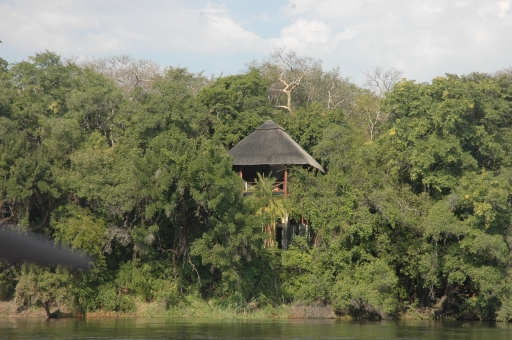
[284,166,288,195]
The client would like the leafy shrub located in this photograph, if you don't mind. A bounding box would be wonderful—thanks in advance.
[331,259,398,318]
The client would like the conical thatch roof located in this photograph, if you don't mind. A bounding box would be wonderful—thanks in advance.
[229,120,325,173]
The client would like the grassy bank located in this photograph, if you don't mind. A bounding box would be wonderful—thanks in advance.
[86,298,293,319]
[0,298,294,319]
[0,296,462,320]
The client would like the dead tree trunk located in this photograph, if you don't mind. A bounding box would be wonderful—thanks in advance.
[274,67,307,113]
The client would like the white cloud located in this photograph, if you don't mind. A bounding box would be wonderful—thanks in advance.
[197,5,267,52]
[274,0,512,82]
[270,18,356,57]
[498,1,510,17]
[1,0,121,55]
[278,19,331,45]
[1,1,268,58]
[1,0,511,82]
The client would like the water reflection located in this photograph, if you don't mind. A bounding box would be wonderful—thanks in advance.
[0,318,510,339]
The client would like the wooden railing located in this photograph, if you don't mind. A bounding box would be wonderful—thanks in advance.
[243,181,285,195]
[272,181,285,193]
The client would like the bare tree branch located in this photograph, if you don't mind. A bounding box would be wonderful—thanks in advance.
[248,48,357,114]
[363,66,404,97]
[81,55,163,95]
[267,48,321,113]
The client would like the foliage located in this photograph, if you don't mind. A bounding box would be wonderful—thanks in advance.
[198,69,273,148]
[2,51,512,321]
[15,264,74,316]
[331,259,398,318]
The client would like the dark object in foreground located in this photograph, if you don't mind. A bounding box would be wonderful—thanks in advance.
[0,226,91,269]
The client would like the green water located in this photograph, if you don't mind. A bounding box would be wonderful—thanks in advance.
[0,318,510,339]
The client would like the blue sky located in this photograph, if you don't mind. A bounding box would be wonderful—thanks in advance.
[1,0,511,85]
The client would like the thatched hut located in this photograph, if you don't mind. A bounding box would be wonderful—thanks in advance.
[229,120,324,249]
[229,120,324,195]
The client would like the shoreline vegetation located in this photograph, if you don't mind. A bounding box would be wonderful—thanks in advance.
[0,299,449,320]
[2,50,512,322]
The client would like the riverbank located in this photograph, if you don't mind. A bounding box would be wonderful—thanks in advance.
[0,299,338,319]
[0,300,48,318]
[0,298,459,321]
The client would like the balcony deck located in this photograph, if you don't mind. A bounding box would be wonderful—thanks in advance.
[243,181,286,196]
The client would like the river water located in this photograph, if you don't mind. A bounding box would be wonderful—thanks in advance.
[0,318,510,339]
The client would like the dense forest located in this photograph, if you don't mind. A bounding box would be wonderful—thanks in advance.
[1,50,512,320]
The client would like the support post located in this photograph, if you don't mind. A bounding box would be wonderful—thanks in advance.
[283,166,288,195]
[282,214,289,250]
[239,167,243,192]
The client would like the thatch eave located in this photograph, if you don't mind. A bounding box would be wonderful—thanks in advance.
[229,120,325,173]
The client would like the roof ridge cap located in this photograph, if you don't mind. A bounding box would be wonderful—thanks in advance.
[256,120,283,130]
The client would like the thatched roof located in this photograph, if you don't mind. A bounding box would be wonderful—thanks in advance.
[229,120,325,173]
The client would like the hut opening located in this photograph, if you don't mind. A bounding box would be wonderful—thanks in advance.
[234,164,287,195]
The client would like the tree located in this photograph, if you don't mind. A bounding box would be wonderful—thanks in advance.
[375,73,512,318]
[198,69,273,148]
[248,48,358,116]
[249,48,322,113]
[250,172,288,248]
[381,75,512,193]
[364,67,404,98]
[0,51,86,230]
[0,57,7,73]
[16,264,73,318]
[346,67,404,142]
[81,55,163,95]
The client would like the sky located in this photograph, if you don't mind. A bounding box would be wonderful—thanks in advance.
[1,0,511,85]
